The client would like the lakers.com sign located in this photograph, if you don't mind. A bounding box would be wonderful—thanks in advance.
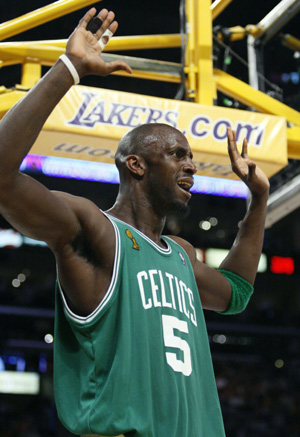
[29,85,287,179]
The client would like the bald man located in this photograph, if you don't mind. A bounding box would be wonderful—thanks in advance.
[0,8,269,437]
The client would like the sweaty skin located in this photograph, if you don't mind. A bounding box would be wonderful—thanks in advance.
[0,8,269,318]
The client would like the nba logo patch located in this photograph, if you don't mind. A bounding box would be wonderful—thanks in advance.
[178,251,186,266]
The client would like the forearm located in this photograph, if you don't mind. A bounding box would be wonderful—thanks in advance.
[219,190,269,284]
[0,59,73,178]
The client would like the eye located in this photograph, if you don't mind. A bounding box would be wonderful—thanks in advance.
[170,149,185,158]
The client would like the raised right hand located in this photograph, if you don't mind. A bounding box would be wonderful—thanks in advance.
[65,8,132,78]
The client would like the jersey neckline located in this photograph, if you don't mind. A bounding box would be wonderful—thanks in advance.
[104,212,172,255]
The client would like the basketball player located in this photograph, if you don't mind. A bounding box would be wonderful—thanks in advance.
[0,8,269,437]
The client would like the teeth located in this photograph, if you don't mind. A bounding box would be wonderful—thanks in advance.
[178,182,191,190]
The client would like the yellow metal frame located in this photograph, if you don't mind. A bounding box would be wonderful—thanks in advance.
[280,33,300,51]
[0,0,300,158]
[0,0,101,41]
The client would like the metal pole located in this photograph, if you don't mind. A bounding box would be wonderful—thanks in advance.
[0,0,101,41]
[211,0,234,21]
[247,35,259,90]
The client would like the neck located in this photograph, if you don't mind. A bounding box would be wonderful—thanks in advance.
[106,191,166,247]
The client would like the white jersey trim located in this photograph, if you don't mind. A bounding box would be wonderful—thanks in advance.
[57,215,121,325]
[105,213,172,255]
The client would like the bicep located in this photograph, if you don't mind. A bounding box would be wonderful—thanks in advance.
[193,259,232,312]
[0,172,80,249]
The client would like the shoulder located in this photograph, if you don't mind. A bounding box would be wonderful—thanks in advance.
[166,235,197,266]
[52,191,107,224]
[52,191,100,212]
[51,191,115,249]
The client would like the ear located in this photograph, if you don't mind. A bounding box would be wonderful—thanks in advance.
[125,155,145,177]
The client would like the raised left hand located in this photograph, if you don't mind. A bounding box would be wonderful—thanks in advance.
[227,127,270,198]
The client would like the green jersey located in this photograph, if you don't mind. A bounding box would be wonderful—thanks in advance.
[54,213,226,436]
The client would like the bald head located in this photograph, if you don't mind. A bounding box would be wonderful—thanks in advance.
[113,123,195,216]
[115,123,182,172]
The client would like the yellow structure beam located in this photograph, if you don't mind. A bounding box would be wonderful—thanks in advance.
[196,0,214,105]
[107,34,182,51]
[0,33,182,55]
[0,44,63,61]
[216,26,247,42]
[287,127,300,159]
[211,0,234,21]
[0,0,101,41]
[213,69,300,125]
[185,0,197,100]
[0,44,63,66]
[281,33,300,51]
[0,43,182,84]
[0,58,24,68]
[185,0,214,104]
[21,62,42,88]
[0,89,26,119]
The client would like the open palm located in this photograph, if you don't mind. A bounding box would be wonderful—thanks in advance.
[65,8,132,78]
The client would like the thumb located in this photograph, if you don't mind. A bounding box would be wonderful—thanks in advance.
[106,61,132,75]
[248,161,256,179]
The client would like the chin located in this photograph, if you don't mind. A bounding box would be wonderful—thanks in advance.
[148,183,191,218]
[169,201,190,218]
[151,196,190,218]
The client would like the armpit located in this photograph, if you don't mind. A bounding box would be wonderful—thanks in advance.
[71,230,99,265]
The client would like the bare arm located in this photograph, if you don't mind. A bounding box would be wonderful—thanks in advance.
[0,8,131,250]
[0,9,132,315]
[219,127,270,284]
[171,128,269,312]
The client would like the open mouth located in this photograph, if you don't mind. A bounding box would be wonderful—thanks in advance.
[177,181,193,192]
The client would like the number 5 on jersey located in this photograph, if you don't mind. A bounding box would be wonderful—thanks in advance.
[162,314,192,376]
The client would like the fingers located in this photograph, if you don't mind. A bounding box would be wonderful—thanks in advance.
[95,10,116,39]
[241,138,249,159]
[84,9,118,52]
[227,127,258,182]
[101,21,118,46]
[227,127,236,147]
[74,8,132,76]
[80,8,116,37]
[86,17,103,34]
[227,127,252,161]
[227,127,239,162]
[227,126,236,142]
[78,7,97,29]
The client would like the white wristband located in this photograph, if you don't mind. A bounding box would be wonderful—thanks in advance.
[59,54,80,85]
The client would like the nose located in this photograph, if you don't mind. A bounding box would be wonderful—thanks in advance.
[183,156,197,175]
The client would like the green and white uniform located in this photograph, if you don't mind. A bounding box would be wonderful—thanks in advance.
[54,213,226,436]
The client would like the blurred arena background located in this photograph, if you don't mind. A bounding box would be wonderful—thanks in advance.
[0,1,300,435]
